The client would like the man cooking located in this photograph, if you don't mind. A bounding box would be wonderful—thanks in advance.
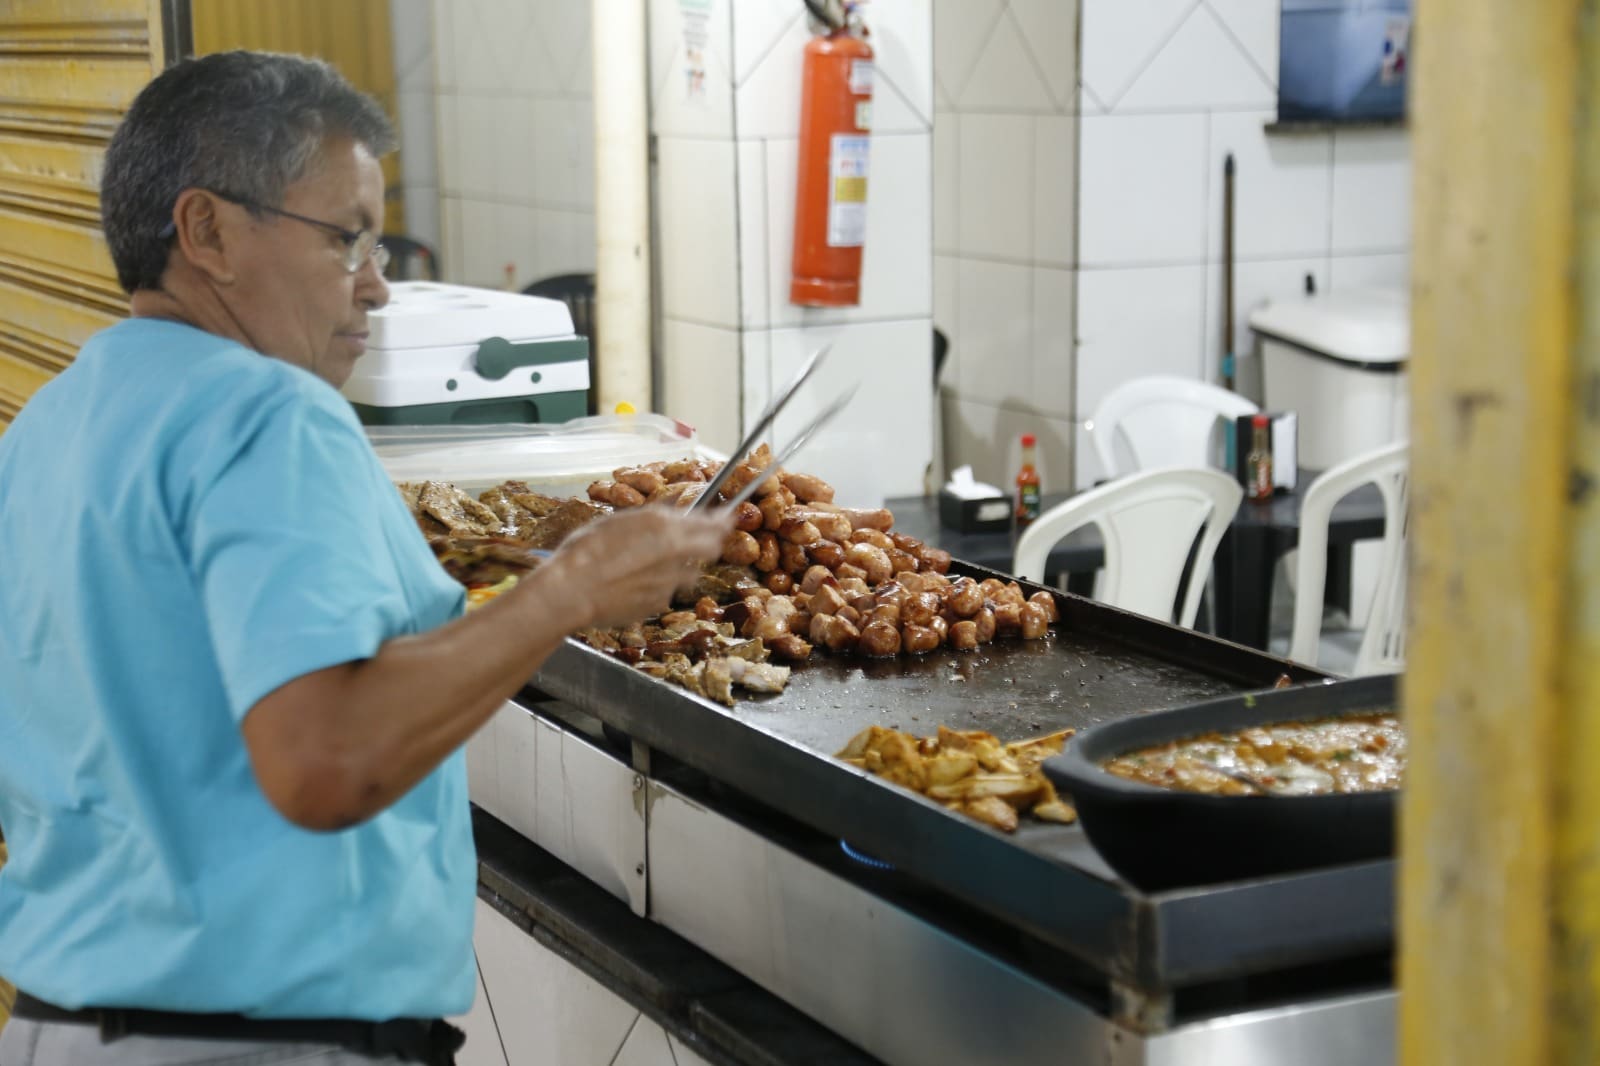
[0,50,729,1066]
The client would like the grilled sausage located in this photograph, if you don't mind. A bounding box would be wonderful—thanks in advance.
[807,540,846,570]
[765,570,794,595]
[848,529,894,551]
[1028,590,1060,623]
[839,507,893,532]
[662,459,708,482]
[836,604,862,628]
[901,624,940,654]
[1019,601,1050,640]
[614,466,667,497]
[778,518,822,546]
[903,591,942,627]
[948,619,979,651]
[972,607,997,643]
[779,540,810,573]
[588,481,646,508]
[734,501,763,532]
[885,548,919,575]
[780,472,835,504]
[835,563,869,584]
[858,619,902,657]
[844,542,893,584]
[993,602,1023,635]
[754,530,781,572]
[799,565,836,595]
[768,633,813,661]
[837,577,871,599]
[947,578,983,618]
[810,613,861,652]
[811,583,848,617]
[916,546,952,574]
[869,602,901,628]
[759,488,795,531]
[790,507,852,542]
[694,597,724,622]
[721,530,761,567]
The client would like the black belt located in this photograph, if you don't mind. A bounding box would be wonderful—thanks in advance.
[13,993,463,1065]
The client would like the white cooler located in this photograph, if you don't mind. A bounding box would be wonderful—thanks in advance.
[1250,286,1408,470]
[343,281,590,426]
[1250,285,1408,634]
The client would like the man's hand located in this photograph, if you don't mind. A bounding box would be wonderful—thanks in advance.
[530,506,732,629]
[243,503,733,831]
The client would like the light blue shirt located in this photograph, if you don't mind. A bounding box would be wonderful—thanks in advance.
[0,318,473,1020]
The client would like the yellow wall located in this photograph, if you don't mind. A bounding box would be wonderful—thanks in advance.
[0,0,166,431]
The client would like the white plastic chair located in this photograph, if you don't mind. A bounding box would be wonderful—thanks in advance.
[1090,376,1260,479]
[1014,467,1244,628]
[1288,441,1409,675]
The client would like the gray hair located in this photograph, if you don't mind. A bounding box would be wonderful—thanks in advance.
[101,50,396,294]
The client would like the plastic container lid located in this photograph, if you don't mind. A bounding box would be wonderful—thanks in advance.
[1248,286,1409,367]
[366,413,698,498]
[366,281,575,350]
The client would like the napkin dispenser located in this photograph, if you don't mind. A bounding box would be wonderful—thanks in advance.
[938,467,1012,533]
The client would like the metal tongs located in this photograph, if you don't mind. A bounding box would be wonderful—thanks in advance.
[691,344,856,512]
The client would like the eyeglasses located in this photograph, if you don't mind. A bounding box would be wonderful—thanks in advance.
[159,190,390,275]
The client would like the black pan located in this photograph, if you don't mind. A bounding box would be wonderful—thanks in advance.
[1043,674,1399,891]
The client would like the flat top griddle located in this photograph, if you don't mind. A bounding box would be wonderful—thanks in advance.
[527,562,1392,993]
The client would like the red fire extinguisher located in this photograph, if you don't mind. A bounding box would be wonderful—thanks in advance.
[790,3,872,307]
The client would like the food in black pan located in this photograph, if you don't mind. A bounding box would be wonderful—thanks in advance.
[1101,713,1404,797]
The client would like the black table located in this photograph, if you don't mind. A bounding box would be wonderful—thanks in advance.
[888,470,1388,652]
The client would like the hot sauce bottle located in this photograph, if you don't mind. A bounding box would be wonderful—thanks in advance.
[1247,414,1273,502]
[1015,433,1042,528]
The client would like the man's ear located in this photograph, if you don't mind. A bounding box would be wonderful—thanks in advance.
[170,189,237,285]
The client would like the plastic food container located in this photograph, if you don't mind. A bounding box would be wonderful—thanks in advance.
[366,413,700,498]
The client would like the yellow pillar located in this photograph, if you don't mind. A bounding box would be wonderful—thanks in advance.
[1401,0,1599,1062]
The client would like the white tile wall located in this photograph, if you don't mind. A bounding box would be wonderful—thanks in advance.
[765,319,935,502]
[1010,0,1079,109]
[649,0,736,139]
[660,319,744,454]
[1075,264,1207,417]
[957,114,1033,262]
[932,110,958,252]
[656,137,741,329]
[1116,5,1275,113]
[1079,0,1194,107]
[1078,112,1208,266]
[1208,0,1279,85]
[935,0,1080,483]
[958,8,1055,111]
[1205,109,1332,260]
[932,0,1005,107]
[954,258,1034,407]
[1033,115,1076,266]
[1328,252,1410,293]
[433,0,599,290]
[652,0,934,488]
[1330,128,1412,252]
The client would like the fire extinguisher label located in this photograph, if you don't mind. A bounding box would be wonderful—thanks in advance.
[827,133,870,247]
[849,59,873,96]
